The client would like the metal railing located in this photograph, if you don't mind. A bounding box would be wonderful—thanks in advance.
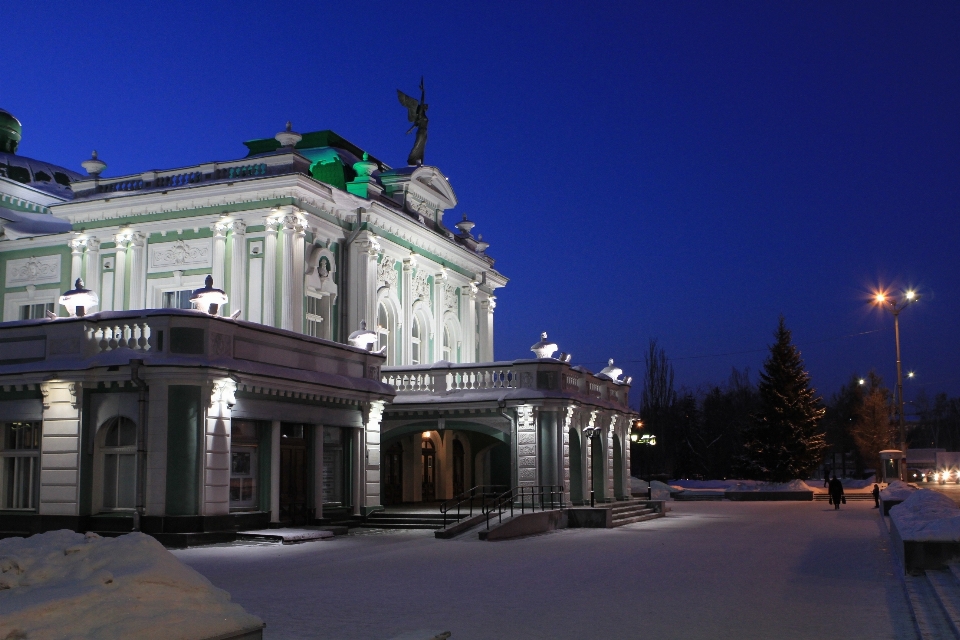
[483,485,565,530]
[439,484,508,529]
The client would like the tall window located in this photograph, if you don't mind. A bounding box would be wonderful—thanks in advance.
[1,422,40,510]
[305,294,324,338]
[100,417,136,510]
[376,303,392,366]
[411,316,422,365]
[442,325,452,362]
[19,303,53,320]
[230,420,259,510]
[162,289,194,310]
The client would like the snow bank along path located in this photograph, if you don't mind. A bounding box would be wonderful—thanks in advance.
[882,480,917,502]
[890,489,960,541]
[0,530,262,640]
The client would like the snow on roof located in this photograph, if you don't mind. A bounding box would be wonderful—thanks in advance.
[890,489,960,541]
[0,530,263,639]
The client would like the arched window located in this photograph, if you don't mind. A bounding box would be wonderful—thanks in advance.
[411,315,422,365]
[376,302,393,366]
[100,416,137,510]
[442,324,453,362]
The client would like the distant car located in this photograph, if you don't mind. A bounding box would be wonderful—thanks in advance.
[934,469,960,484]
[907,468,922,482]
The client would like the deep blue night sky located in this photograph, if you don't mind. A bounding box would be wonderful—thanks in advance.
[6,2,960,404]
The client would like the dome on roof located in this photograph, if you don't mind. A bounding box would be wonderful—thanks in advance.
[0,109,22,154]
[0,152,83,199]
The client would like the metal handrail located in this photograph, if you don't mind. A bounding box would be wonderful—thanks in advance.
[482,485,565,529]
[439,485,509,528]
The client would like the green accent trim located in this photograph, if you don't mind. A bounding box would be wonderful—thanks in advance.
[166,385,202,516]
[246,225,265,233]
[100,242,116,250]
[0,387,42,401]
[146,268,211,280]
[146,228,211,243]
[0,192,51,215]
[70,197,300,232]
[234,390,363,412]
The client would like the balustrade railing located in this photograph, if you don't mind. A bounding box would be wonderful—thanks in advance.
[84,322,152,353]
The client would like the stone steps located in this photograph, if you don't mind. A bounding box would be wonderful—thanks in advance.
[610,500,663,527]
[357,512,464,531]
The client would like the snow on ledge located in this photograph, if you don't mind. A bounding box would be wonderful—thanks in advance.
[890,490,960,542]
[881,480,916,502]
[0,530,263,640]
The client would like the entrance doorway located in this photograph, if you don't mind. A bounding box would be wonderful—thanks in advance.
[453,439,465,496]
[569,429,583,504]
[280,424,308,524]
[422,439,436,502]
[384,442,403,505]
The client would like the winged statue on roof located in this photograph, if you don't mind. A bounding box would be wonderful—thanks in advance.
[397,77,428,166]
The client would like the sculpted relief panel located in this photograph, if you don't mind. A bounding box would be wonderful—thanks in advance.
[5,255,61,287]
[148,238,212,274]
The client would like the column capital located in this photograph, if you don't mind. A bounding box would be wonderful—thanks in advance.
[113,230,132,248]
[280,213,305,233]
[402,252,417,271]
[86,237,101,252]
[356,232,381,256]
[68,237,86,253]
[129,230,146,247]
[212,220,230,238]
[228,219,247,235]
[264,215,282,232]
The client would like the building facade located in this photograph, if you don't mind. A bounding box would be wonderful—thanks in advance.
[0,111,635,539]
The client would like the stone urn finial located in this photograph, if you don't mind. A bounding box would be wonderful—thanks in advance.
[531,332,558,359]
[81,150,106,177]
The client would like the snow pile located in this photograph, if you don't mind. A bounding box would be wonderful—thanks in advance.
[629,477,673,500]
[881,480,917,502]
[0,530,263,640]
[669,479,737,490]
[890,490,960,541]
[725,479,811,492]
[650,481,674,501]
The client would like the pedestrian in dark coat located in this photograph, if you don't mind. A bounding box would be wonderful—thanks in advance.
[829,476,844,510]
[872,483,881,508]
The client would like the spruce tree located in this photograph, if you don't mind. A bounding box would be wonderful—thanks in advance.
[741,316,826,481]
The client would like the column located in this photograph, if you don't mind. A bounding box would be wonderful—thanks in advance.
[68,237,85,286]
[363,401,384,515]
[203,379,233,517]
[262,216,279,327]
[350,232,380,335]
[401,255,415,364]
[606,414,616,502]
[478,293,495,362]
[561,406,574,506]
[279,210,304,332]
[228,220,247,318]
[516,405,536,488]
[352,428,363,516]
[460,283,477,363]
[84,238,101,301]
[433,271,446,362]
[38,381,81,516]
[128,231,146,310]
[313,425,324,521]
[112,233,130,311]
[146,381,168,516]
[212,221,228,296]
[270,420,281,523]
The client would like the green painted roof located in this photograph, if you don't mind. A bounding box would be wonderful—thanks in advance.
[242,130,386,191]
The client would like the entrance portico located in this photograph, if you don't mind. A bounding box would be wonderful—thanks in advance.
[381,356,636,506]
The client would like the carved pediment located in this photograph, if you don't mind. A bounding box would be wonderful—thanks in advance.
[378,165,457,219]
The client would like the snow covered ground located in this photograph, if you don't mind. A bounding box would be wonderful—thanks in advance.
[0,531,262,640]
[174,501,916,639]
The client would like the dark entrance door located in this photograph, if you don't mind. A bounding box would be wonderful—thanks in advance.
[384,442,403,505]
[453,439,465,496]
[421,439,436,502]
[280,424,308,524]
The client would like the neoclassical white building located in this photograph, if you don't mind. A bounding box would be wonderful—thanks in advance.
[0,110,636,540]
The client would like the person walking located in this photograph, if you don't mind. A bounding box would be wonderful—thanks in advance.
[872,483,881,509]
[829,475,844,510]
[823,472,830,489]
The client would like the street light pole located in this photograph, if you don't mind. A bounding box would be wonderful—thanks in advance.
[875,290,919,480]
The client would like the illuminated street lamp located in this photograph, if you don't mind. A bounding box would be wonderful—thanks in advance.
[874,289,920,479]
[190,275,228,315]
[59,278,99,317]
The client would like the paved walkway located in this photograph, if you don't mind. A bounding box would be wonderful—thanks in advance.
[174,501,917,639]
